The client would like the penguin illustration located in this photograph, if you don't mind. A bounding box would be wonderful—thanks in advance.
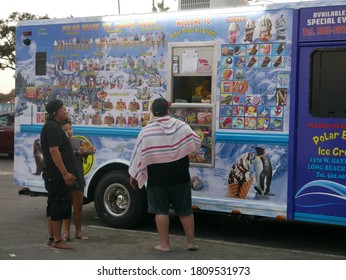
[251,146,274,196]
[33,138,43,175]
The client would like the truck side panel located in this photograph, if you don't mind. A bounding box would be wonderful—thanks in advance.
[15,8,293,220]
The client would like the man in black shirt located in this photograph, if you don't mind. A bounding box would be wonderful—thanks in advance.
[40,99,77,249]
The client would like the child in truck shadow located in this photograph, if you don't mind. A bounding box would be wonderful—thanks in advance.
[61,120,89,241]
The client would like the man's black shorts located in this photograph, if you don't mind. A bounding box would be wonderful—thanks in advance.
[147,181,193,216]
[45,177,72,221]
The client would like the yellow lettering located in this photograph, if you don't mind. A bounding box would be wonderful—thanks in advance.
[318,146,330,156]
[342,130,346,139]
[333,147,346,156]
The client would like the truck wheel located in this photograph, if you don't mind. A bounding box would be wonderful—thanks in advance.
[94,170,147,229]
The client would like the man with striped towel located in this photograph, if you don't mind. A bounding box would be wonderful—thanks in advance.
[129,97,201,252]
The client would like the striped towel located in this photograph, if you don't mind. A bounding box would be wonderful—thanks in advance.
[129,116,201,188]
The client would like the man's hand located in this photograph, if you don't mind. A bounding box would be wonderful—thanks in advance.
[63,172,76,186]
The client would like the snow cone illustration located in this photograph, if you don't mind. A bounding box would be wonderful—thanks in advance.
[259,15,272,41]
[228,22,240,44]
[244,19,256,42]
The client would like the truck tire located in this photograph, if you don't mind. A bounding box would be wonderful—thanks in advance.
[94,170,148,229]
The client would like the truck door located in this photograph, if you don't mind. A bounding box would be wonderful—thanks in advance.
[294,5,346,226]
[295,44,346,225]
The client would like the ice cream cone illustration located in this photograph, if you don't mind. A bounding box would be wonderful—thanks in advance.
[81,38,85,50]
[146,33,150,48]
[95,37,100,49]
[228,22,240,44]
[111,35,116,49]
[89,37,93,49]
[117,35,123,49]
[161,32,166,47]
[134,34,139,48]
[157,33,161,48]
[259,15,272,42]
[100,36,105,48]
[275,14,287,40]
[141,34,145,48]
[244,19,256,42]
[151,33,157,49]
[124,35,128,48]
[72,37,77,50]
[84,38,89,50]
[129,34,134,48]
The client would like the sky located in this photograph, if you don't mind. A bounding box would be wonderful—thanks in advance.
[0,0,308,94]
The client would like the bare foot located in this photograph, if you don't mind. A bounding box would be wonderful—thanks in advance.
[187,243,199,251]
[75,233,89,240]
[154,244,172,252]
[62,235,70,242]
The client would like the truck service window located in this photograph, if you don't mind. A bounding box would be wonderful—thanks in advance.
[310,48,346,118]
[172,76,211,103]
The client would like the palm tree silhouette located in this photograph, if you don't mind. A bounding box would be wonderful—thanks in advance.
[158,0,170,12]
[152,0,158,12]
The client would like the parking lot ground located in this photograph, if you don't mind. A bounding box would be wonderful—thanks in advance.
[0,193,344,260]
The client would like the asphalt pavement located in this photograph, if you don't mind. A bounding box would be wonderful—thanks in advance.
[0,154,345,260]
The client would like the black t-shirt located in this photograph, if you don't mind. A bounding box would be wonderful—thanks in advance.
[40,119,77,179]
[147,155,190,187]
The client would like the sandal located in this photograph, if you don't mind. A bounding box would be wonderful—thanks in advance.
[46,237,54,247]
[51,239,73,250]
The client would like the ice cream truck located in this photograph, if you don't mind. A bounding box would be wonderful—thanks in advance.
[14,1,346,228]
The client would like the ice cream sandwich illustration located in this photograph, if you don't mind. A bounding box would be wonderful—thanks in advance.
[276,43,285,54]
[236,56,246,67]
[234,45,241,55]
[273,56,283,67]
[249,44,258,55]
[261,56,271,67]
[225,56,233,66]
[247,56,257,67]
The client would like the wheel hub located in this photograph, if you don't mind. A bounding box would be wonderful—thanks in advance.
[104,183,130,217]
